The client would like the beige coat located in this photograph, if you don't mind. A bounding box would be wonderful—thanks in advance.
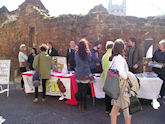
[114,71,139,119]
[33,53,52,79]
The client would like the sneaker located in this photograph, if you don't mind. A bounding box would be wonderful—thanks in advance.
[59,96,65,101]
[42,98,46,102]
[0,116,6,124]
[33,98,39,103]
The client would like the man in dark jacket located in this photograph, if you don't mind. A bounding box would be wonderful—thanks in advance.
[90,40,102,73]
[47,42,59,57]
[66,41,76,71]
[127,37,143,73]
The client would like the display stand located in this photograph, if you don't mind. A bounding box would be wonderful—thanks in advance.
[0,60,11,96]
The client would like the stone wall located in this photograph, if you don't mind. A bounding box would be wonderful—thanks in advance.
[0,0,165,79]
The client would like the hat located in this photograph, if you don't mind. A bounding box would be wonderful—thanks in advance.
[106,41,114,50]
[94,40,101,46]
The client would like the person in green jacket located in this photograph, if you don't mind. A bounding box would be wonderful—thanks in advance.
[33,44,52,103]
[101,41,114,114]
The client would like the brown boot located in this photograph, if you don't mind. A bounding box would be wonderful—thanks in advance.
[42,98,46,102]
[33,98,39,103]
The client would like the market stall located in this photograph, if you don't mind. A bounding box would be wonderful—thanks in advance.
[91,72,163,109]
[22,71,78,105]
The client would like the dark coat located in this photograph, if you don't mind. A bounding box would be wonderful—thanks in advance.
[48,48,59,57]
[28,54,35,70]
[66,48,76,70]
[152,49,165,63]
[152,49,165,75]
[127,46,143,73]
[75,52,91,79]
[89,48,101,70]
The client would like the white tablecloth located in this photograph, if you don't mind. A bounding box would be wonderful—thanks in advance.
[93,74,163,100]
[93,76,105,98]
[136,77,163,99]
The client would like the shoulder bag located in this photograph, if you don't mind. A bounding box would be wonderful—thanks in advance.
[32,55,41,87]
[128,81,142,114]
[103,61,120,100]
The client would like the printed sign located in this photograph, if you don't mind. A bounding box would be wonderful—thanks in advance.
[52,57,67,72]
[0,60,11,84]
[23,75,71,99]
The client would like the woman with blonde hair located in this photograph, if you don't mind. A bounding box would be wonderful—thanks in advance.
[18,44,28,90]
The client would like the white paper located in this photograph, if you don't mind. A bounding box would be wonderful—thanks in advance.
[148,61,163,69]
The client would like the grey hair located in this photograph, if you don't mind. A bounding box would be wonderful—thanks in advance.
[106,41,114,50]
[159,39,165,48]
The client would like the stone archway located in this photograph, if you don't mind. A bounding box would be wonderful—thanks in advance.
[144,38,154,57]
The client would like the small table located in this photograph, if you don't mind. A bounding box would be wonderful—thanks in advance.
[136,73,163,109]
[91,73,163,109]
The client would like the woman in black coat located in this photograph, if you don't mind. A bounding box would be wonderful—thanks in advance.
[28,48,37,70]
[152,40,165,98]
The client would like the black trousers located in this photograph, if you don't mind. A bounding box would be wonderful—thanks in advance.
[105,94,112,112]
[68,65,75,71]
[158,74,165,97]
[91,68,96,74]
[77,83,89,104]
[20,67,27,88]
[35,79,47,98]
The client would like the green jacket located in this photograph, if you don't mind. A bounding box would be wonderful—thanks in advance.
[33,53,52,79]
[127,46,143,73]
[101,49,112,82]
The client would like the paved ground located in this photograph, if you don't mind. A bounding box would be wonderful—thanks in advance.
[0,83,165,124]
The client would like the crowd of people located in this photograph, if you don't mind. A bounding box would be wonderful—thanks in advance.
[18,38,165,124]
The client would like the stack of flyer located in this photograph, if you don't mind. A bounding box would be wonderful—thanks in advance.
[148,61,164,69]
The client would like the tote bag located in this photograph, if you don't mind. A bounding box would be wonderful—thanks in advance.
[32,55,41,87]
[103,67,120,100]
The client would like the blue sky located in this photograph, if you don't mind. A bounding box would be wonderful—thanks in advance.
[0,0,165,17]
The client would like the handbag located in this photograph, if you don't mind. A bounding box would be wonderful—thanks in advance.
[128,81,142,114]
[129,95,142,114]
[32,55,41,87]
[57,79,66,93]
[103,61,120,100]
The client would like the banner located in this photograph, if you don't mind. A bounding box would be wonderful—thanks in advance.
[0,60,11,84]
[23,75,71,99]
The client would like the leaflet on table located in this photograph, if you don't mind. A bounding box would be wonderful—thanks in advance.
[136,72,158,78]
[148,61,164,69]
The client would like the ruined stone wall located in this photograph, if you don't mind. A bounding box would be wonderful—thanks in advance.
[1,3,165,78]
